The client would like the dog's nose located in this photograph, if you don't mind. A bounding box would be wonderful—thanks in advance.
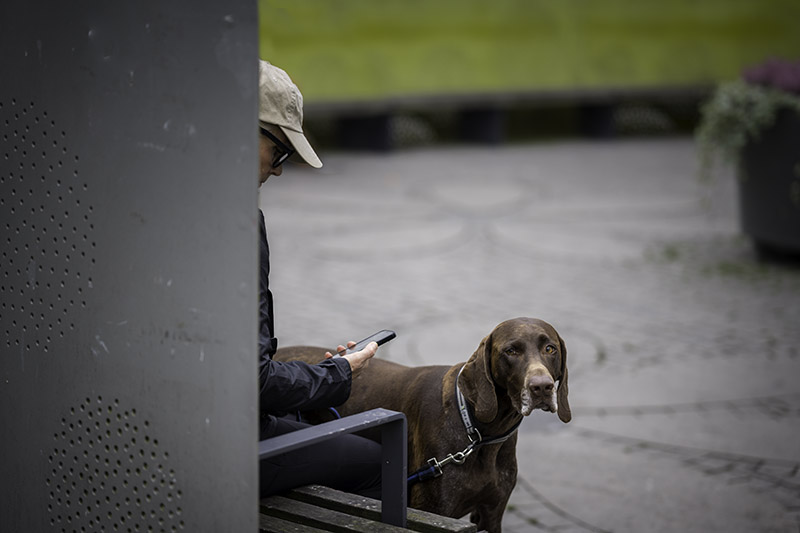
[528,375,554,397]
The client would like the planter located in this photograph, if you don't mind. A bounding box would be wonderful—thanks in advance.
[738,107,800,255]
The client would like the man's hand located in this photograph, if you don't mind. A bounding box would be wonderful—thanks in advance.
[325,341,378,377]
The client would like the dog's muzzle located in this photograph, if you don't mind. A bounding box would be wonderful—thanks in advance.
[520,373,557,416]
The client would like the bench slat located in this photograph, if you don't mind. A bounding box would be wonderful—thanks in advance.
[287,485,477,533]
[259,513,326,533]
[260,495,408,533]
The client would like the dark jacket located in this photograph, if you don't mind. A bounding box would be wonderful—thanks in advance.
[258,211,351,429]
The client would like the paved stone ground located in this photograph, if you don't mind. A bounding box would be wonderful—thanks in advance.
[259,137,800,532]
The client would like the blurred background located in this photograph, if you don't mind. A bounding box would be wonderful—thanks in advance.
[257,2,800,532]
[259,0,799,149]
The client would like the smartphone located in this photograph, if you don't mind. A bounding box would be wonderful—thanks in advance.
[335,329,396,356]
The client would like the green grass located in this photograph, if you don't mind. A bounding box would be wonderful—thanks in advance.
[260,0,800,104]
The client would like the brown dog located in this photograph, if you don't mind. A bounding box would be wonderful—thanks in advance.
[275,317,570,533]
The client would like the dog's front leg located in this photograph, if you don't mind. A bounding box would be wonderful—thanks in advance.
[470,502,507,533]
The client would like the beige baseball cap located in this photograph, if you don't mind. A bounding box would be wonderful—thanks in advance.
[258,60,322,168]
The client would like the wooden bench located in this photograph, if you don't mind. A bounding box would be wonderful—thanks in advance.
[259,408,408,527]
[258,408,479,532]
[259,485,477,533]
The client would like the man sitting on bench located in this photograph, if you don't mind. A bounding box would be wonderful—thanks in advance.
[256,59,383,499]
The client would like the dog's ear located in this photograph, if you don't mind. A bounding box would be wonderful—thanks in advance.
[460,333,498,423]
[556,334,571,423]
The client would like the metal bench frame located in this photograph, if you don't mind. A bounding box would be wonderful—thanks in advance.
[258,408,408,528]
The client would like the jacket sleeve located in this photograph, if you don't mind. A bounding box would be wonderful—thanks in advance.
[257,210,352,415]
[259,211,278,358]
[258,355,352,415]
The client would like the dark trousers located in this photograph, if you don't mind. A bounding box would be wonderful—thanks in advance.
[259,415,382,499]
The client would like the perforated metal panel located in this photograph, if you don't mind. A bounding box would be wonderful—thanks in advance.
[1,100,95,354]
[1,2,259,531]
[46,396,183,532]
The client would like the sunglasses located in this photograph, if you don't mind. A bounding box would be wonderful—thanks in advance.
[260,127,296,168]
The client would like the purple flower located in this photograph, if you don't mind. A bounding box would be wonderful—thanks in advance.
[742,57,800,94]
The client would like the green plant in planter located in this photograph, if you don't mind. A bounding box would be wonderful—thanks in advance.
[696,58,800,179]
[696,58,800,256]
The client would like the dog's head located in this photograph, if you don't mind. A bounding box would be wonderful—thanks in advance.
[460,317,571,424]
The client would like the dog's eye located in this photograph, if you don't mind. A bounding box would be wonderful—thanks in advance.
[504,347,517,356]
[544,345,557,355]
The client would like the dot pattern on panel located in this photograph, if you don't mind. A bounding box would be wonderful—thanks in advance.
[0,98,96,353]
[47,397,184,533]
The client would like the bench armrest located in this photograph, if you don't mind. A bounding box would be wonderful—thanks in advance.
[258,408,407,528]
